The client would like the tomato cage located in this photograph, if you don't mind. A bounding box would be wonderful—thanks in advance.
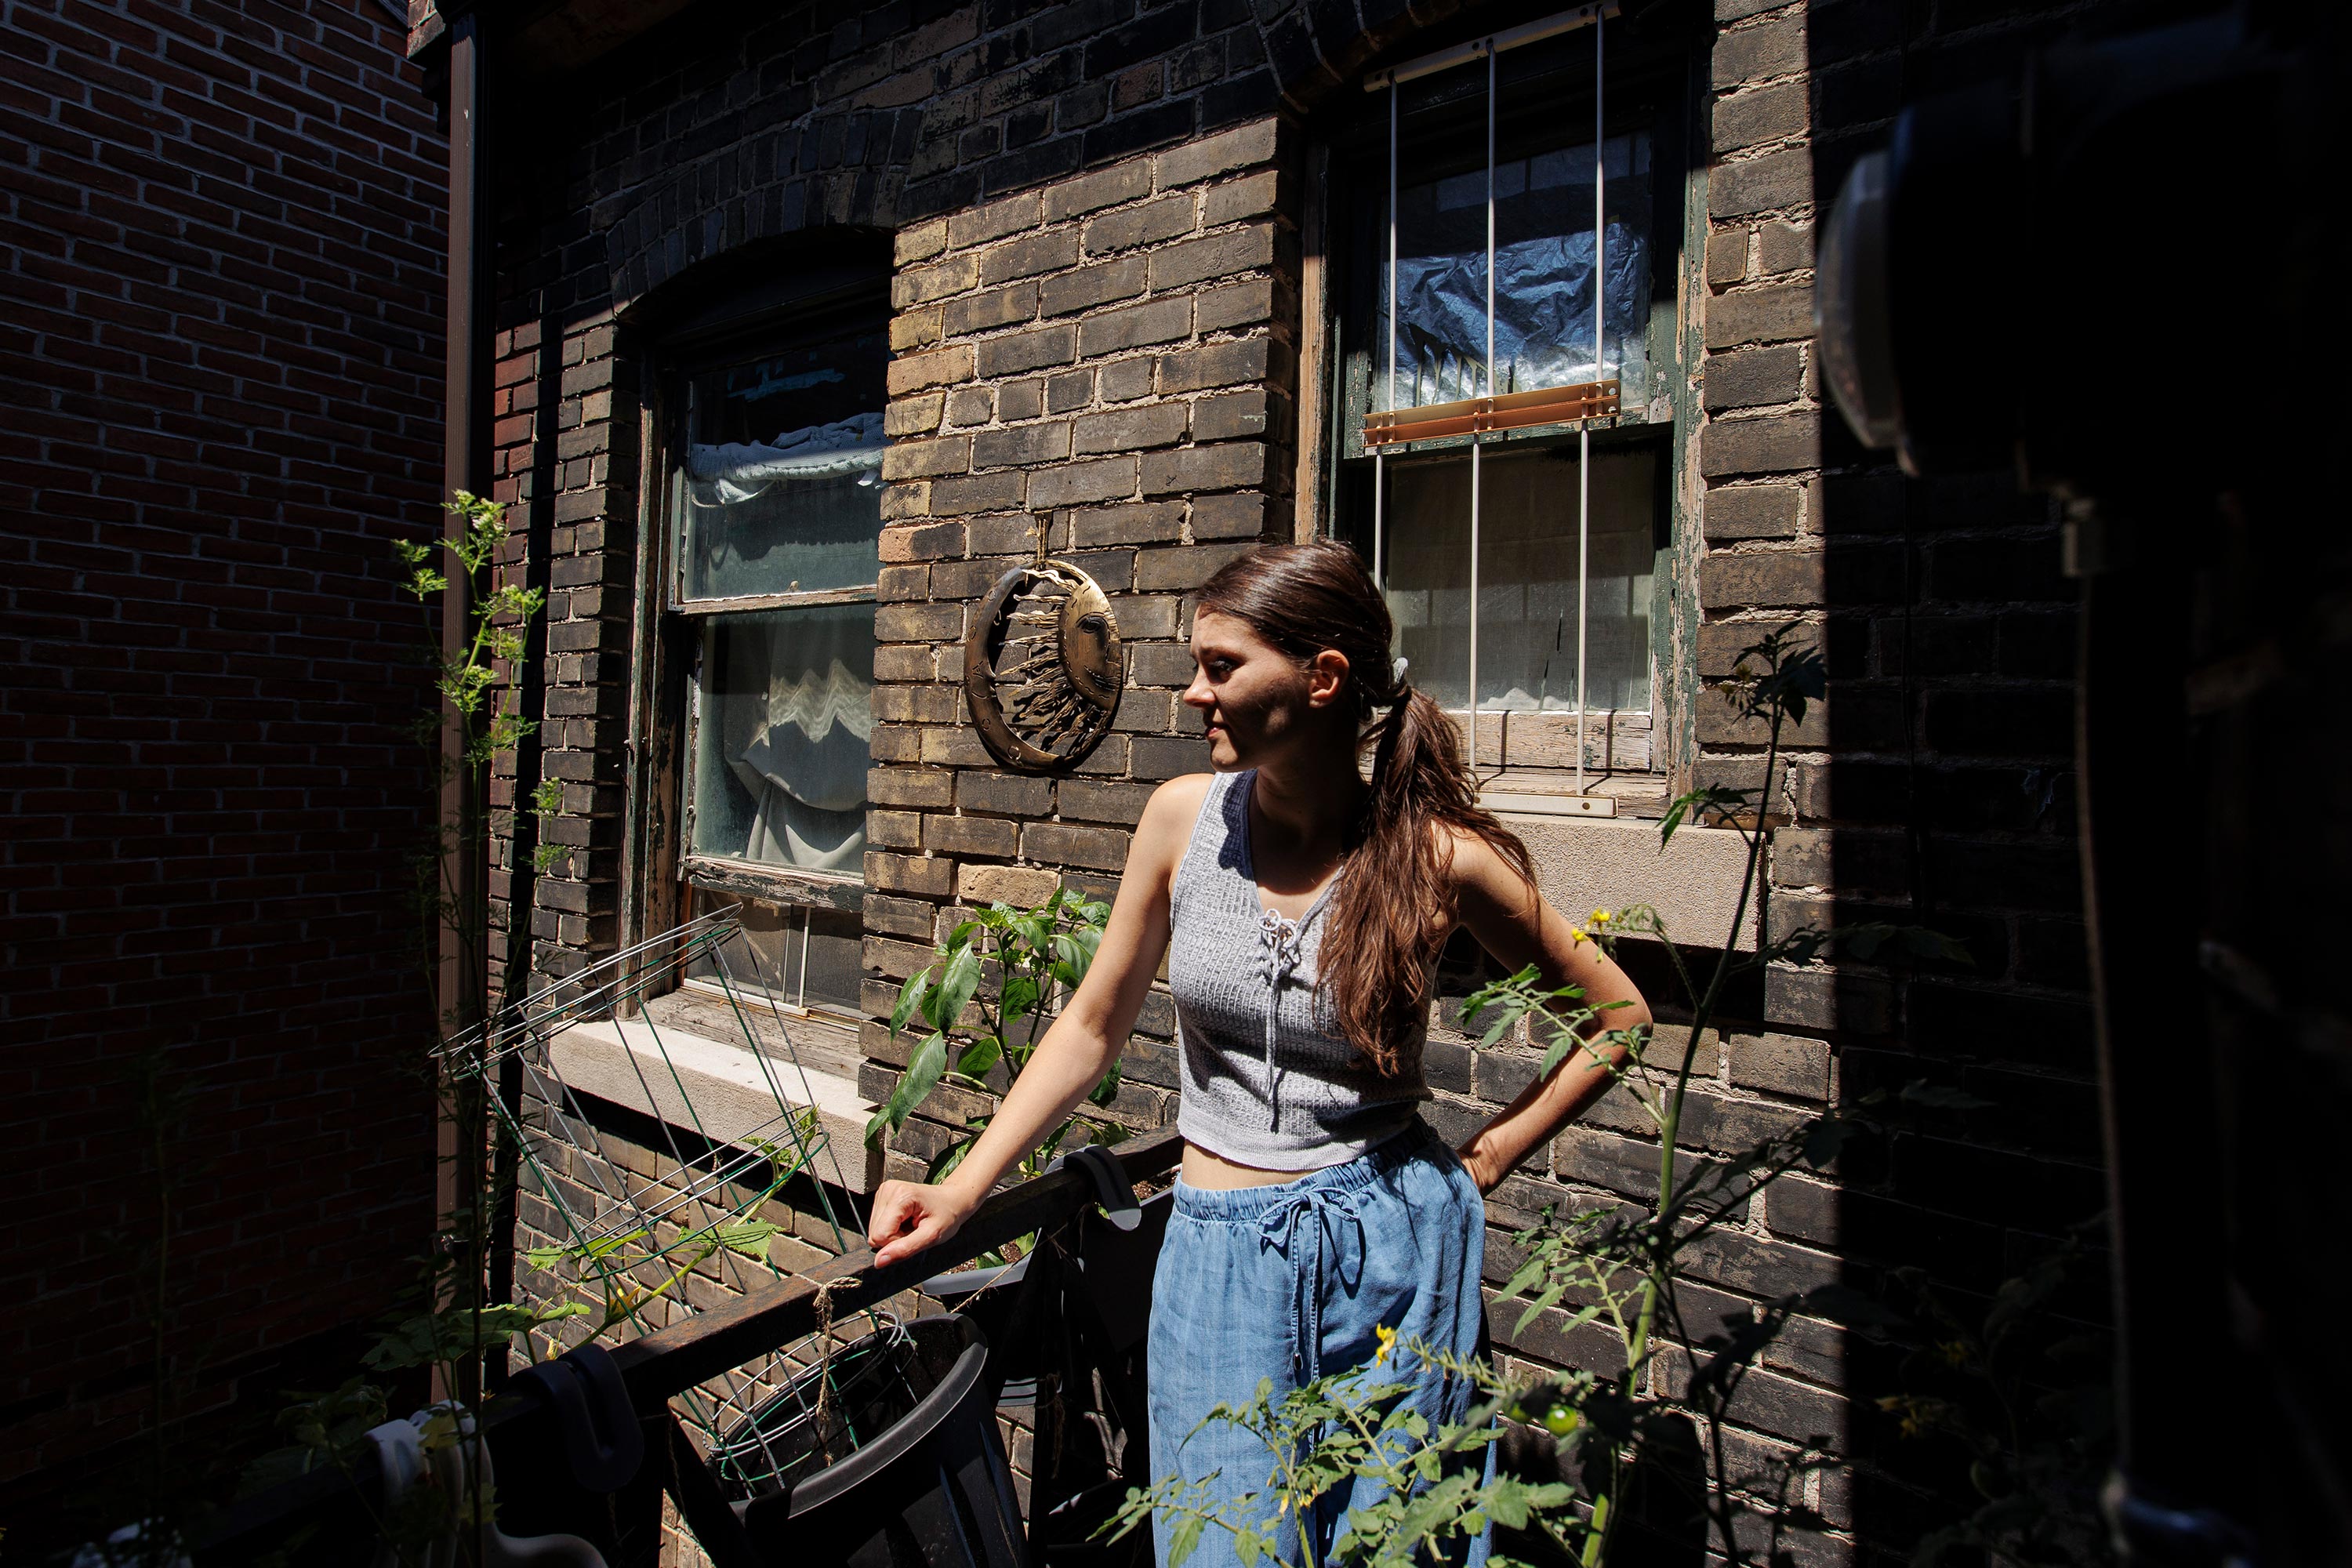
[438,909,905,1472]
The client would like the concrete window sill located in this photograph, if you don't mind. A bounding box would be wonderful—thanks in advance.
[1491,811,1759,950]
[548,1014,885,1193]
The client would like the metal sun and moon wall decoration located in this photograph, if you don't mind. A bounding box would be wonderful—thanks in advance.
[963,520,1127,773]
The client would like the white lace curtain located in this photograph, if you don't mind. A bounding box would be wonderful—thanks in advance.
[683,411,885,504]
[706,606,873,874]
[677,412,885,602]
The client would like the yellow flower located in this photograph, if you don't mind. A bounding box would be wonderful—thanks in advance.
[1589,909,1612,925]
[1374,1324,1398,1366]
[1568,927,1589,945]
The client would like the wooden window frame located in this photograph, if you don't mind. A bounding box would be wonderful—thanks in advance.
[619,267,889,1021]
[1299,10,1697,806]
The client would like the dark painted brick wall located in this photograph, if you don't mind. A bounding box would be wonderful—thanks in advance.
[0,0,446,1521]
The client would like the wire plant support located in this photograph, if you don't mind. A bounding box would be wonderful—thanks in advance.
[1363,1,1620,801]
[440,909,909,1494]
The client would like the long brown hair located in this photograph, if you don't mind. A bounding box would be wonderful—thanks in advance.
[1195,539,1537,1074]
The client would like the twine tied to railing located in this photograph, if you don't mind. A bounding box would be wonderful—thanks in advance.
[810,1274,861,1463]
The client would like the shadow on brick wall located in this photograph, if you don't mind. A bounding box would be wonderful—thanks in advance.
[1796,0,2124,1557]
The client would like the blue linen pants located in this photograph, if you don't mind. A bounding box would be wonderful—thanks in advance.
[1145,1122,1492,1568]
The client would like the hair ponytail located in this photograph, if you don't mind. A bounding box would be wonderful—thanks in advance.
[1196,542,1536,1075]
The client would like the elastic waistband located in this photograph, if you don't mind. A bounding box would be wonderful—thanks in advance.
[1171,1120,1441,1222]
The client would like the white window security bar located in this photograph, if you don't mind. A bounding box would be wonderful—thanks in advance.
[1375,77,1396,587]
[1368,2,1615,798]
[1581,9,1602,797]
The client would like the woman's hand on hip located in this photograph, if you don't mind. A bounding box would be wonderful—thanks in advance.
[866,1178,977,1269]
[1456,1143,1506,1196]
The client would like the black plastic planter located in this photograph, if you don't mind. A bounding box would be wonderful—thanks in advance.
[730,1316,1029,1568]
[927,1187,1173,1568]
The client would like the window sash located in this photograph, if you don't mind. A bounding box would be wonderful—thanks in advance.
[684,884,864,1019]
[667,319,888,608]
[1376,437,1657,722]
[661,314,884,971]
[1357,9,1635,792]
[681,604,873,880]
[670,584,875,616]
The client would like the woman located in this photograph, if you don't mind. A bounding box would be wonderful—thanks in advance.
[866,540,1650,1565]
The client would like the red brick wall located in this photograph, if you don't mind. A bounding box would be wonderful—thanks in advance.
[0,0,446,1526]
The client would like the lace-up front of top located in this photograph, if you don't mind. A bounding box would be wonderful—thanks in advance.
[1167,771,1428,1170]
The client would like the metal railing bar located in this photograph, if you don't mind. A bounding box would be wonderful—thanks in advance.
[186,1124,1183,1561]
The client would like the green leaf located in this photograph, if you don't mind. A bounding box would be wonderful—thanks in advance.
[889,968,932,1037]
[1903,926,1975,966]
[1792,1282,1907,1331]
[1799,1115,1859,1167]
[708,1220,784,1261]
[1000,973,1042,1023]
[868,1031,949,1142]
[1660,786,1744,848]
[927,943,982,1032]
[928,1134,978,1183]
[1050,929,1100,989]
[1539,1022,1610,1078]
[1169,1515,1203,1568]
[957,1036,1004,1078]
[361,1303,579,1372]
[900,1031,950,1114]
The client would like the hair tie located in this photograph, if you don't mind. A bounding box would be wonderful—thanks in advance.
[1385,656,1413,709]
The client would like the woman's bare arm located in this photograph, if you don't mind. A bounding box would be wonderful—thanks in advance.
[1446,833,1653,1194]
[866,775,1208,1266]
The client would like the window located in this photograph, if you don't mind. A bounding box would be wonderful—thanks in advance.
[664,302,887,1017]
[1320,10,1682,796]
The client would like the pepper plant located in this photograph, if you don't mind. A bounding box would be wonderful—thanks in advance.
[866,886,1122,1183]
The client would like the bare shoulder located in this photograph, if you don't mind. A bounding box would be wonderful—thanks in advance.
[1146,772,1218,821]
[1129,774,1218,875]
[1438,821,1541,909]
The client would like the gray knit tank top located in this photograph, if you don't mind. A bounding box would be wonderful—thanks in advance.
[1168,770,1428,1170]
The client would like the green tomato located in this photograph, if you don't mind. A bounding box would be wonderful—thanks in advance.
[1542,1403,1580,1437]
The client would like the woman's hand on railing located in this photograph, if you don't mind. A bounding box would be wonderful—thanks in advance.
[866,1178,978,1269]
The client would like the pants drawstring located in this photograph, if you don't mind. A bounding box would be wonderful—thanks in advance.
[1255,1185,1366,1381]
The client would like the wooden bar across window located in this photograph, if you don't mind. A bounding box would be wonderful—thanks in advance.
[1362,377,1620,448]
